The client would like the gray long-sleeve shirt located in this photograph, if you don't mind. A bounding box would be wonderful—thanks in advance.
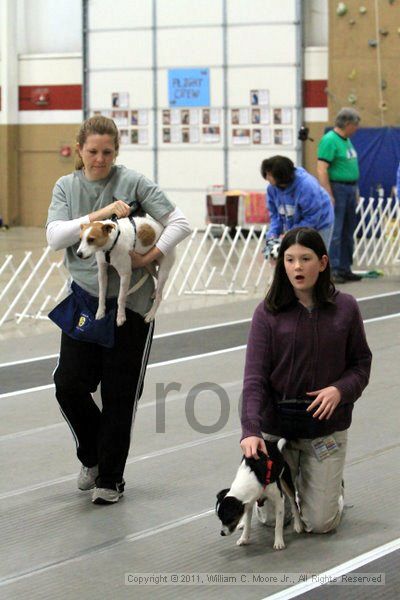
[241,292,372,440]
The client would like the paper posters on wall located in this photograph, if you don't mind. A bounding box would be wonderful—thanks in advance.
[163,128,171,143]
[250,89,269,106]
[252,108,261,124]
[261,128,271,144]
[190,127,200,143]
[281,129,293,145]
[260,108,270,124]
[170,109,181,125]
[232,128,251,144]
[138,110,148,126]
[93,109,112,118]
[112,110,129,127]
[209,109,220,125]
[189,109,199,125]
[170,126,182,143]
[273,129,292,145]
[112,92,129,108]
[131,110,139,126]
[120,129,130,144]
[163,110,171,125]
[181,109,190,125]
[252,129,261,144]
[138,129,149,145]
[203,126,220,143]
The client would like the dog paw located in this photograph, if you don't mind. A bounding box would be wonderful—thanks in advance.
[273,539,286,550]
[95,309,105,320]
[236,536,250,546]
[116,314,126,327]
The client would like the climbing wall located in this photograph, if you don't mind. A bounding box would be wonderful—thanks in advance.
[328,0,400,126]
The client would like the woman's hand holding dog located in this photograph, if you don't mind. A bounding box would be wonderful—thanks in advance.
[130,246,163,269]
[240,436,267,459]
[306,386,341,420]
[89,200,131,222]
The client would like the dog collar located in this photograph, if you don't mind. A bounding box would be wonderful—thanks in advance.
[105,226,121,264]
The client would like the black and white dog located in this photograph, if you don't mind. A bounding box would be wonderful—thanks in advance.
[216,439,303,550]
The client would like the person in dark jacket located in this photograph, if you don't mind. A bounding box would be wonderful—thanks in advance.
[240,227,372,533]
[261,156,334,256]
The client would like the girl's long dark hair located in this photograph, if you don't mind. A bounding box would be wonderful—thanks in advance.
[265,227,336,313]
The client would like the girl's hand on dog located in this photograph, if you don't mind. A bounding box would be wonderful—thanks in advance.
[240,436,267,459]
[306,386,341,420]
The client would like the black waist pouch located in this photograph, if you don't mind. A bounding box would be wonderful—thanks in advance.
[48,281,117,348]
[275,399,327,440]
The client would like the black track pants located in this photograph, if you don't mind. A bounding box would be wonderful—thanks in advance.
[53,310,154,490]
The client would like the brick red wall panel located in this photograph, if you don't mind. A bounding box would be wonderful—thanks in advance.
[19,85,82,110]
[303,80,327,108]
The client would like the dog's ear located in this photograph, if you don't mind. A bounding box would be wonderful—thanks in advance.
[216,488,230,503]
[102,223,115,235]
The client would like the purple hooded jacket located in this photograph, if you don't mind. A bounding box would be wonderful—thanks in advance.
[241,291,372,440]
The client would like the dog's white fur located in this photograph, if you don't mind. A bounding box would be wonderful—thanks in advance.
[77,216,175,326]
[220,440,303,550]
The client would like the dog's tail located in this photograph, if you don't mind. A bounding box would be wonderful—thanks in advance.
[277,438,287,453]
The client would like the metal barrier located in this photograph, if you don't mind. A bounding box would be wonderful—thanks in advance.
[354,196,400,266]
[0,247,68,327]
[0,197,399,327]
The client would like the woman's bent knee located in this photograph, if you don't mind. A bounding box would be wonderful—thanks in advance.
[302,507,343,533]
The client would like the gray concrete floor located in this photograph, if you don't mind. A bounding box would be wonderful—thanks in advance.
[0,228,399,599]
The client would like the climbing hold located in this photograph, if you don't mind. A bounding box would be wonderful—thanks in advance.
[348,93,357,104]
[368,39,378,47]
[379,100,388,111]
[381,79,387,90]
[348,68,357,80]
[359,6,367,14]
[348,19,356,25]
[379,28,389,36]
[337,2,348,16]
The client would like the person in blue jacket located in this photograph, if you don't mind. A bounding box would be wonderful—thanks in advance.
[396,162,400,198]
[261,156,334,258]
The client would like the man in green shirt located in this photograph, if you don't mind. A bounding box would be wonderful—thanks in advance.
[317,108,361,283]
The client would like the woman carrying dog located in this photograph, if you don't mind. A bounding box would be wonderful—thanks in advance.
[240,227,371,533]
[46,115,191,505]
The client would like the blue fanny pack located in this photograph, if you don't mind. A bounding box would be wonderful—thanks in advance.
[48,281,116,348]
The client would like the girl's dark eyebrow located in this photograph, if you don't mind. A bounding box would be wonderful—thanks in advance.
[285,252,313,258]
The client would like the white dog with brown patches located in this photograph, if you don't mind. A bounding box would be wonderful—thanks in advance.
[77,216,175,326]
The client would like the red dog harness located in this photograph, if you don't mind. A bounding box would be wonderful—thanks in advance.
[257,458,274,506]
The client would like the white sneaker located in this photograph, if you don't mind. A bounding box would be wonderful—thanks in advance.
[77,465,98,491]
[92,487,123,505]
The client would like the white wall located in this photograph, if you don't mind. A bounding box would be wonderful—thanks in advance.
[17,0,82,54]
[303,0,328,47]
[88,0,301,228]
[0,0,327,229]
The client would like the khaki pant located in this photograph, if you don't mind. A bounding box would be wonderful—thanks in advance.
[263,430,347,533]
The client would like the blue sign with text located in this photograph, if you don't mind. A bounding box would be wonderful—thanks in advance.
[168,68,210,107]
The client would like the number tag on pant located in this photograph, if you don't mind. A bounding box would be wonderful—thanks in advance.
[311,435,339,461]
